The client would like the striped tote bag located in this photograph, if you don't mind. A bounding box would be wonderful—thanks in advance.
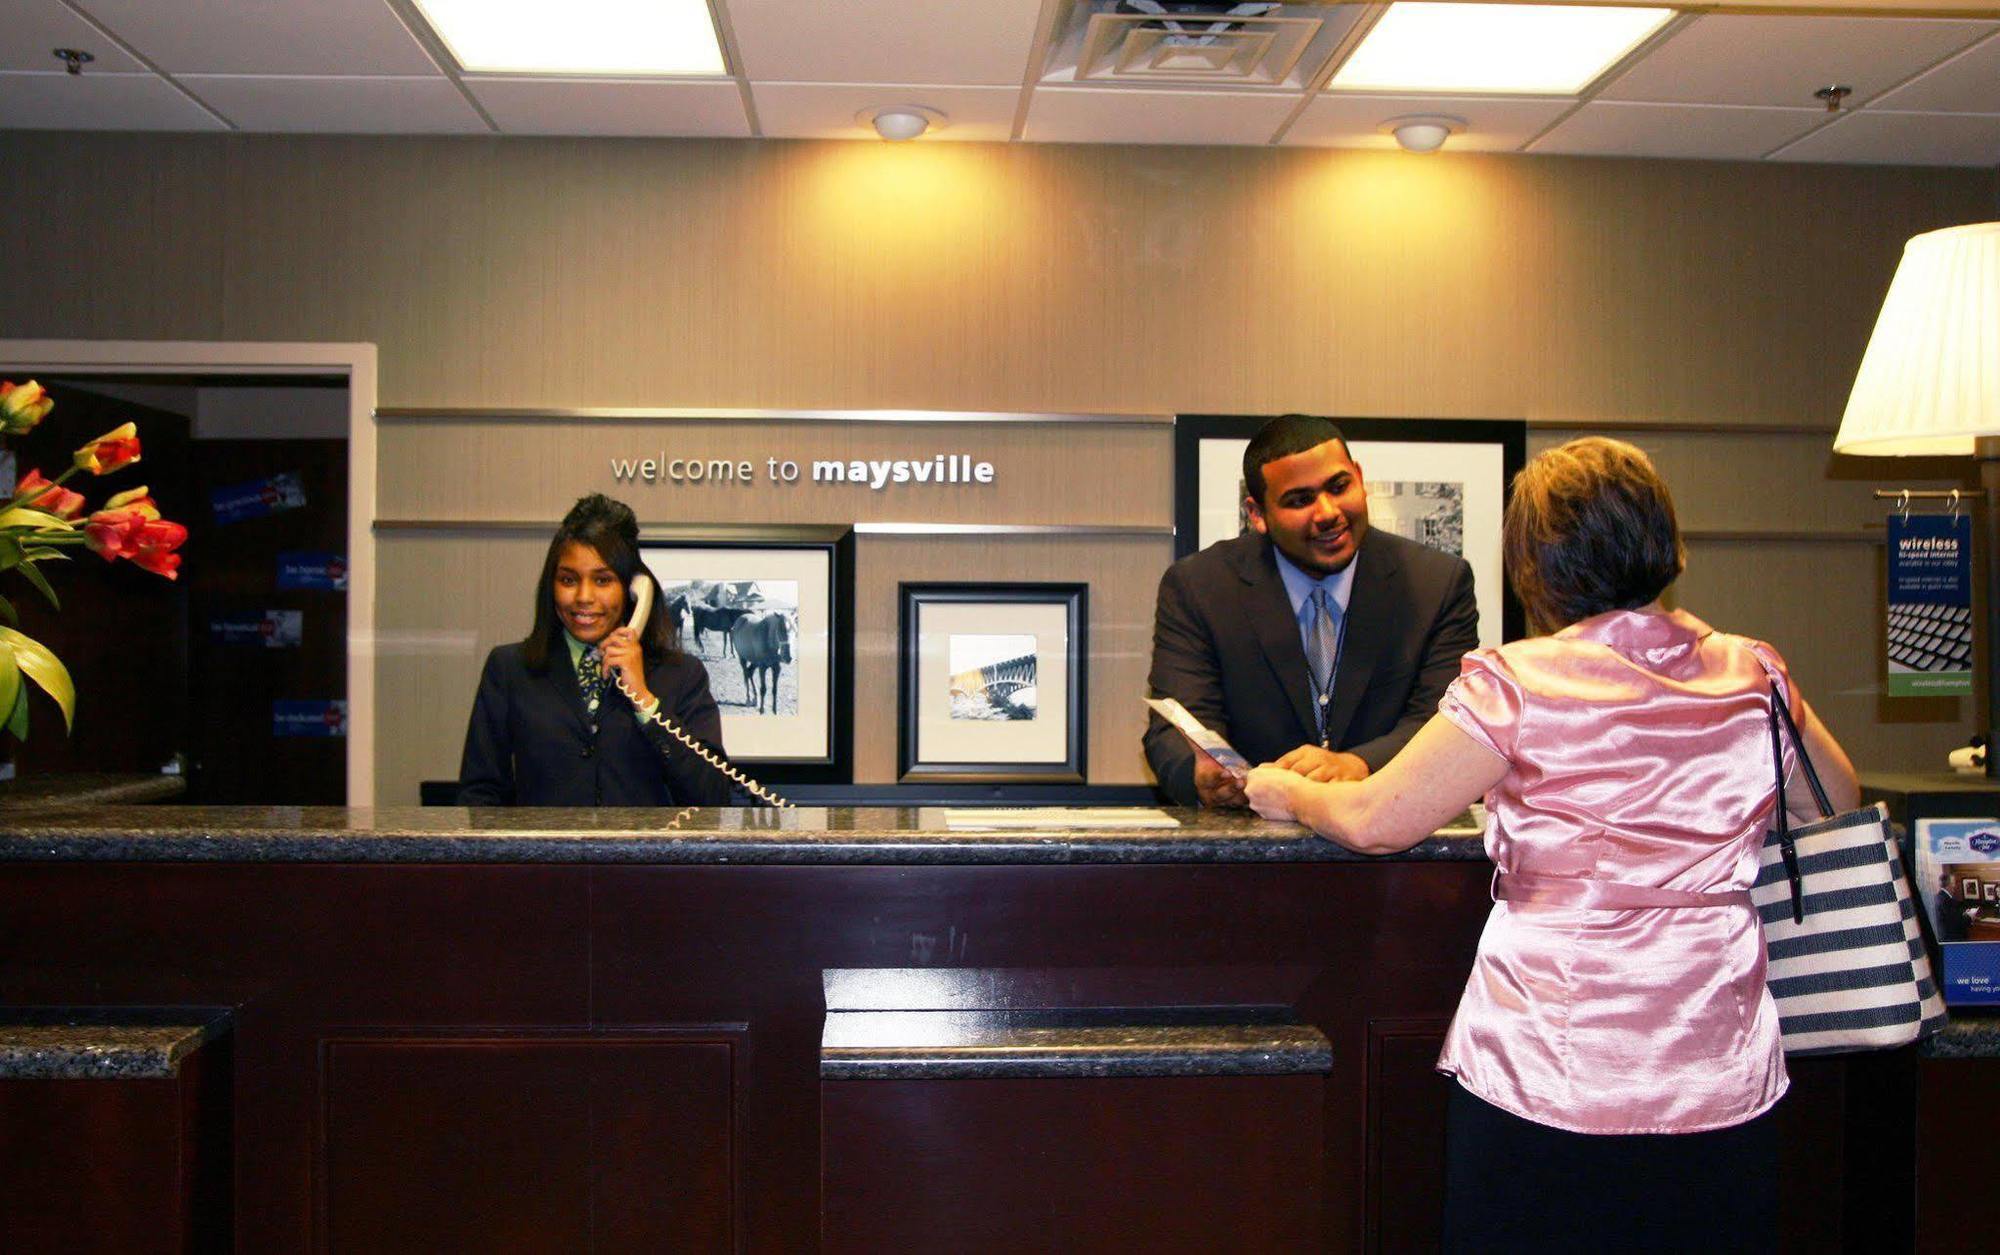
[1751,681,1947,1055]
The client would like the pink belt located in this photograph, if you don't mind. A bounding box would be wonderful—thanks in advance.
[1492,869,1752,910]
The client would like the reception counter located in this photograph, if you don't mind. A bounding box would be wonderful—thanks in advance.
[0,807,1898,1252]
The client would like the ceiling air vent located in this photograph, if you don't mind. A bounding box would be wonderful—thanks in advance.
[1071,2,1326,87]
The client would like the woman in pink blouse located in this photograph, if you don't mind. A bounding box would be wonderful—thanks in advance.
[1247,437,1856,1252]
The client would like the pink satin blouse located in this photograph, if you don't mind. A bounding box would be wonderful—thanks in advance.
[1435,608,1795,1135]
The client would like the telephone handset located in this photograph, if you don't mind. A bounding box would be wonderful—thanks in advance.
[614,574,792,808]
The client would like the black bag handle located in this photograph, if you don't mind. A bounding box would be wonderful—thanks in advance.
[1767,680,1807,925]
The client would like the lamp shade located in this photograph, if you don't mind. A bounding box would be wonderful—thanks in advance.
[1835,221,2000,456]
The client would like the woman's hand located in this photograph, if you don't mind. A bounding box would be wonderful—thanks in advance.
[1245,765,1308,823]
[602,627,654,708]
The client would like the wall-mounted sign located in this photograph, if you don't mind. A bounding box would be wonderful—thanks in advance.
[210,610,303,648]
[611,452,995,491]
[213,471,307,524]
[278,550,347,591]
[1886,512,1973,697]
[274,699,347,737]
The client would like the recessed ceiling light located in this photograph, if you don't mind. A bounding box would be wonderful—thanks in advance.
[1329,2,1675,96]
[411,0,727,77]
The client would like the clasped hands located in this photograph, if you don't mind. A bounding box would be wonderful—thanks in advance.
[1194,744,1366,814]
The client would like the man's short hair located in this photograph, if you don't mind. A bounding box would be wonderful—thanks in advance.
[1502,437,1685,635]
[1243,414,1348,504]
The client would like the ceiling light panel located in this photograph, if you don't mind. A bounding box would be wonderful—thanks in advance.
[412,0,727,77]
[1329,3,1675,96]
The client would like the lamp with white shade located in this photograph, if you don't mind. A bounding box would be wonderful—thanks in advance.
[1834,220,2000,776]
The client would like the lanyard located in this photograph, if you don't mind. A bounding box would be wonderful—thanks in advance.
[1304,604,1349,748]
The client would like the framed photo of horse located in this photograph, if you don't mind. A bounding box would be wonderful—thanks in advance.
[897,583,1087,783]
[640,525,854,783]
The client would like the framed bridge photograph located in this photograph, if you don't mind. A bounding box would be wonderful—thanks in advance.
[640,525,854,783]
[898,583,1087,783]
[1175,415,1528,645]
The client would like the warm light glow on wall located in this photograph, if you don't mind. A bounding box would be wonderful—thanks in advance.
[1329,3,1674,96]
[412,0,727,76]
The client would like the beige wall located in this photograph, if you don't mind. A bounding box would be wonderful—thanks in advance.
[2,132,1993,800]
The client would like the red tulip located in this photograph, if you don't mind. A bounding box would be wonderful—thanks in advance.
[128,519,187,580]
[12,469,84,520]
[74,422,141,475]
[0,380,54,435]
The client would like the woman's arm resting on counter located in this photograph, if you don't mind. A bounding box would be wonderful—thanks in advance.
[1246,714,1507,855]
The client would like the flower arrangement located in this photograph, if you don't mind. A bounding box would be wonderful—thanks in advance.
[0,380,187,741]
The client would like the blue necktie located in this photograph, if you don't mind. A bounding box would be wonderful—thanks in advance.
[1306,588,1340,736]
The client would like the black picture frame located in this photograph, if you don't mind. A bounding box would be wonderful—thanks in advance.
[897,582,1088,783]
[638,524,854,784]
[1174,414,1528,642]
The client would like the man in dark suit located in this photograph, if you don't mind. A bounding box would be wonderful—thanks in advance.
[1146,414,1479,807]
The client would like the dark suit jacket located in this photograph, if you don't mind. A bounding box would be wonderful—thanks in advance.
[458,642,732,806]
[1144,529,1479,806]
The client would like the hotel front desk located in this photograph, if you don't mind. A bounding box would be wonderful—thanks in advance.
[0,805,1926,1252]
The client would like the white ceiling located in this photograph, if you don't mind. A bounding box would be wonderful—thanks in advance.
[1,1,1997,167]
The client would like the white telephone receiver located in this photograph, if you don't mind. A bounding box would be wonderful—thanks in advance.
[613,573,791,808]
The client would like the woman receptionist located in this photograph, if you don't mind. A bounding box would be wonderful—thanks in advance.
[458,494,732,806]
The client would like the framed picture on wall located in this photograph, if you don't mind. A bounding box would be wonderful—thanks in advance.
[898,583,1087,783]
[1174,415,1528,645]
[639,525,854,783]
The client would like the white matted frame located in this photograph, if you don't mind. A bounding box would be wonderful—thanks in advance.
[898,582,1087,783]
[0,340,380,801]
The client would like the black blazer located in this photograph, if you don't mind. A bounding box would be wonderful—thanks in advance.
[458,641,732,806]
[1144,529,1479,806]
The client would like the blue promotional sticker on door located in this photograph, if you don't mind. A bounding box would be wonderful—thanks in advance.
[1916,818,2000,1005]
[210,610,303,649]
[277,551,347,591]
[212,471,307,525]
[1886,512,1973,696]
[273,700,346,738]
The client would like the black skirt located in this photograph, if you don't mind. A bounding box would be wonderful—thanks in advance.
[1442,1082,1779,1254]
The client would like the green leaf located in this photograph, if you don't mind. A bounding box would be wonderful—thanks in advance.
[0,626,73,733]
[0,507,74,532]
[23,548,68,562]
[0,593,14,626]
[5,681,27,741]
[0,645,18,740]
[15,557,57,611]
[0,535,23,573]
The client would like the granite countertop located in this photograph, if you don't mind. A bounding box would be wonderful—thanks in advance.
[0,804,1489,865]
[1921,1013,2000,1060]
[0,1013,227,1080]
[0,772,186,810]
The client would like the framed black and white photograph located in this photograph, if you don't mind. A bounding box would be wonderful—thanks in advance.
[899,583,1086,782]
[640,526,853,782]
[1175,415,1527,644]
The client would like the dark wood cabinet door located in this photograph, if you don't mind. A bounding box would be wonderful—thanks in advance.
[322,1036,734,1253]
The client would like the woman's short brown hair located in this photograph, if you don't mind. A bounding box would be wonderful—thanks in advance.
[1503,437,1684,635]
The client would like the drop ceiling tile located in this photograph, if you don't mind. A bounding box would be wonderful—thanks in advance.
[78,0,438,76]
[0,70,225,129]
[1771,110,2000,166]
[752,83,1017,141]
[467,77,750,137]
[1602,14,1994,109]
[1874,32,2000,113]
[727,0,1043,86]
[1286,93,1571,153]
[1529,101,1824,161]
[181,75,487,133]
[1023,86,1294,146]
[0,0,147,73]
